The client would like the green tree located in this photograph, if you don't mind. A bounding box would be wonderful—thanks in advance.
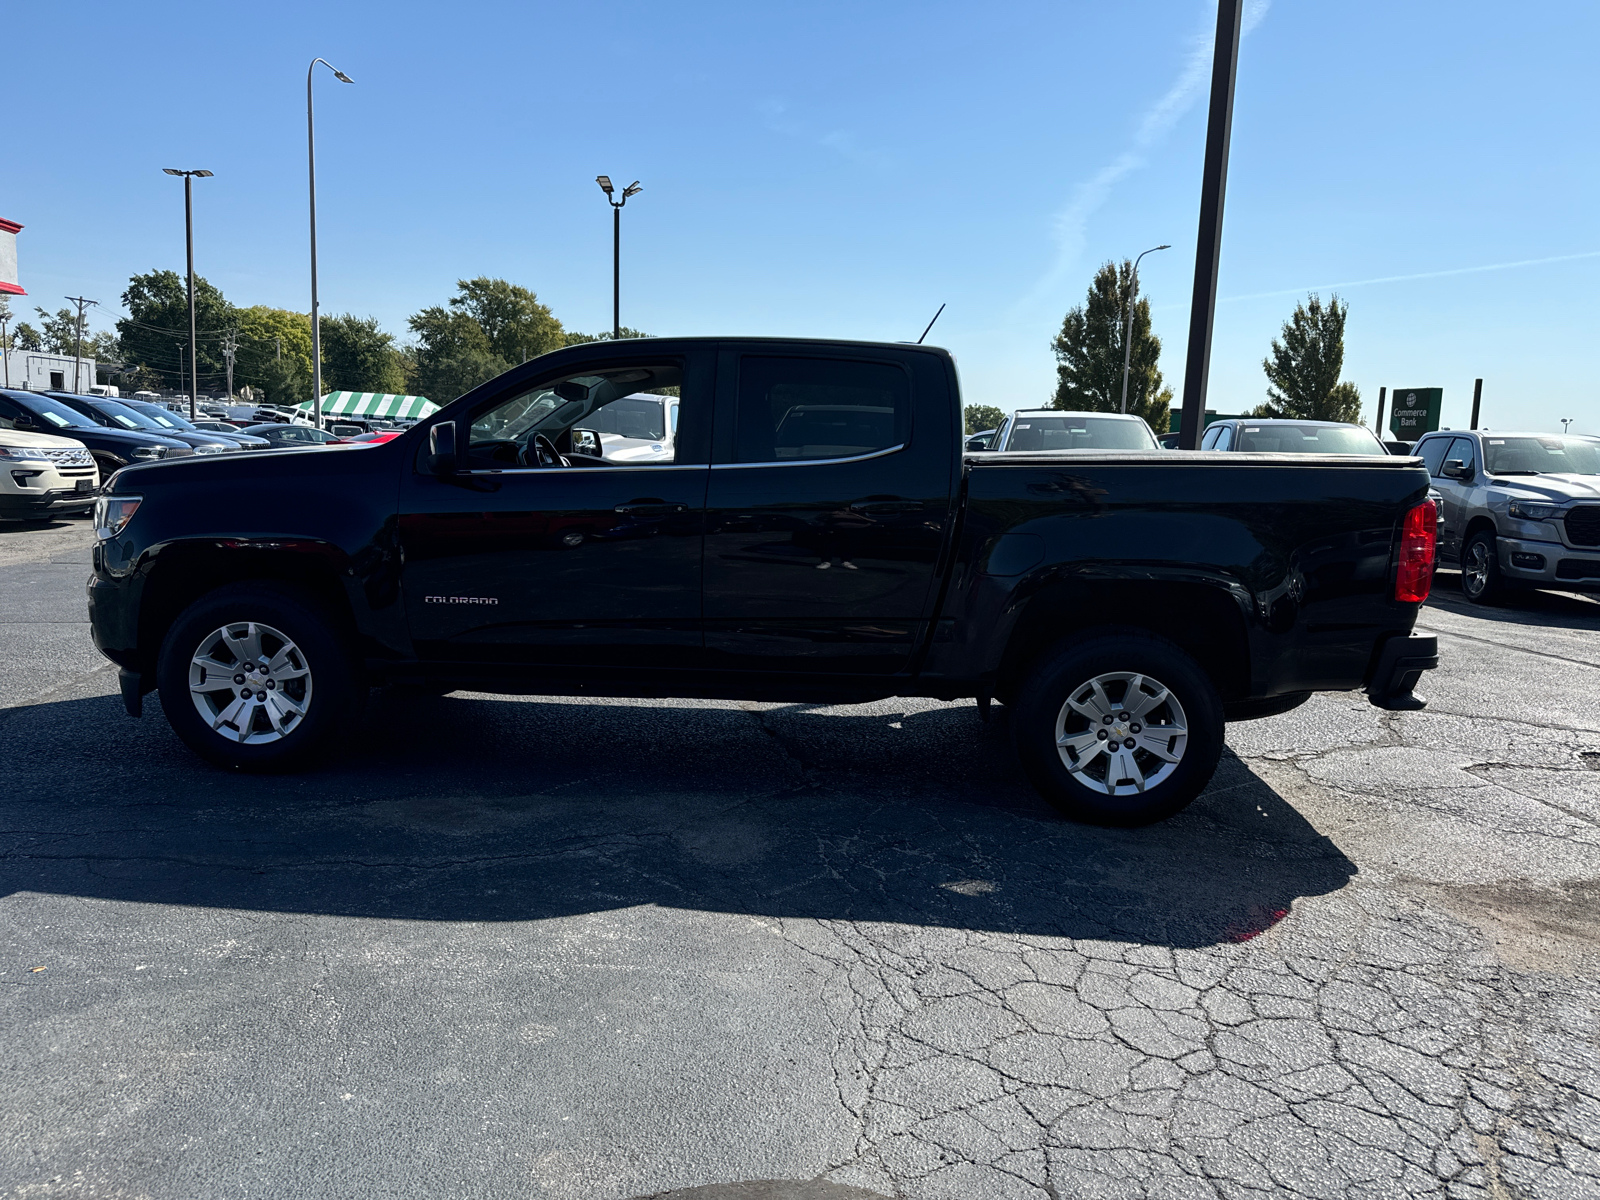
[33,306,85,355]
[964,404,1004,434]
[255,355,314,407]
[117,270,236,391]
[12,322,42,351]
[407,278,565,401]
[1049,259,1172,432]
[319,313,406,395]
[232,306,313,397]
[1257,293,1361,422]
[563,327,650,346]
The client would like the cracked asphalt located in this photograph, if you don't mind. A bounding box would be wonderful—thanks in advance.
[3,520,1599,1200]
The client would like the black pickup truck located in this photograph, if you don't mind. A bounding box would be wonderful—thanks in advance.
[87,338,1439,824]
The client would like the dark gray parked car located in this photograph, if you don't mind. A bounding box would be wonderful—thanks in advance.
[47,393,236,456]
[119,400,272,451]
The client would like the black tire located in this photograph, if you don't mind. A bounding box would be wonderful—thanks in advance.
[1460,529,1506,605]
[1013,630,1224,826]
[156,582,361,771]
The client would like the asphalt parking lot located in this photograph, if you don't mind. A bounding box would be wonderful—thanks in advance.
[2,520,1598,1200]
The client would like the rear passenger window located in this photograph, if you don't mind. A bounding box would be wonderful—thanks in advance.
[734,357,909,464]
[1418,438,1450,477]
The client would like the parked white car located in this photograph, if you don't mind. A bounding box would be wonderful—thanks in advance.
[582,392,678,464]
[993,409,1161,452]
[0,428,99,521]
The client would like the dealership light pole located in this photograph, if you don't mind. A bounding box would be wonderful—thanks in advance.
[596,176,642,338]
[1119,245,1169,414]
[162,168,213,419]
[308,57,354,429]
[1177,0,1244,449]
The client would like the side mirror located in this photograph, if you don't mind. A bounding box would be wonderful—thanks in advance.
[1441,459,1470,480]
[570,428,602,457]
[13,414,35,429]
[427,421,458,475]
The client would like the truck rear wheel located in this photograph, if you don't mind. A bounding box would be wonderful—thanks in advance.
[156,582,361,771]
[1013,632,1224,826]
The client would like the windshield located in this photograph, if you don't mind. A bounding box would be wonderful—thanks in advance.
[1003,415,1156,451]
[1235,424,1387,454]
[128,402,198,431]
[18,395,99,430]
[1484,435,1600,475]
[89,400,167,432]
[589,396,666,441]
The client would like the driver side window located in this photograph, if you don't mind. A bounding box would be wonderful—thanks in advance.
[468,363,686,469]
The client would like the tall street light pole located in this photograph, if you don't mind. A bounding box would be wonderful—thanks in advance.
[1177,0,1244,449]
[308,57,354,429]
[162,169,213,419]
[1119,245,1170,414]
[595,176,642,338]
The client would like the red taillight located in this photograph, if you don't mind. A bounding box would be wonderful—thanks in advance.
[1395,500,1437,603]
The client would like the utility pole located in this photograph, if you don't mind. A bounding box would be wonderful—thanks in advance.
[65,295,99,393]
[174,341,186,399]
[275,335,282,361]
[222,329,238,402]
[0,308,11,388]
[1177,0,1245,450]
[1469,378,1483,429]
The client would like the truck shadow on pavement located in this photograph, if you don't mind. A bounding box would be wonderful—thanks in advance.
[4,690,1354,949]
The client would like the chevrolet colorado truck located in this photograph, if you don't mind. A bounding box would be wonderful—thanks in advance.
[87,338,1439,824]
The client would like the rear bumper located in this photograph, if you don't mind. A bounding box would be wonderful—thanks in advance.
[1365,634,1438,710]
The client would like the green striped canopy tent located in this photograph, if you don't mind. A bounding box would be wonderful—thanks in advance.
[298,392,439,420]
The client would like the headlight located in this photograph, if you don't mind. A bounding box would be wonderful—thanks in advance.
[0,445,49,463]
[194,443,228,454]
[1508,500,1560,521]
[130,445,167,460]
[93,495,142,539]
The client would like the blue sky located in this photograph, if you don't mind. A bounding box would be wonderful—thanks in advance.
[7,0,1597,433]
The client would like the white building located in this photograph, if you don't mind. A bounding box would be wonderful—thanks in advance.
[1,350,99,393]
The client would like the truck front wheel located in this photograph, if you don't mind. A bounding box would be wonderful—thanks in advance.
[156,582,361,771]
[1013,632,1224,826]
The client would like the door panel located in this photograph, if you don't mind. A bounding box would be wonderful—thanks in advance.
[397,349,713,669]
[398,466,707,667]
[701,349,956,675]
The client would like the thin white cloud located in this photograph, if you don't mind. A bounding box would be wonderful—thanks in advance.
[760,99,894,173]
[1016,0,1271,315]
[1214,249,1600,303]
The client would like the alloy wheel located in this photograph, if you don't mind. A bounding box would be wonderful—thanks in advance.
[187,621,313,744]
[1463,542,1489,597]
[1054,671,1188,796]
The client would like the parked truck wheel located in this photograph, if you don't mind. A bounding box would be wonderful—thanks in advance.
[156,582,361,771]
[1460,530,1507,605]
[1013,632,1224,826]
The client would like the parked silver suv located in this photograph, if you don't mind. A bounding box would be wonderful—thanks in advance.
[1413,429,1600,602]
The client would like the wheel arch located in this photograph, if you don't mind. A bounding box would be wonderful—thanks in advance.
[136,541,358,675]
[993,579,1251,706]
